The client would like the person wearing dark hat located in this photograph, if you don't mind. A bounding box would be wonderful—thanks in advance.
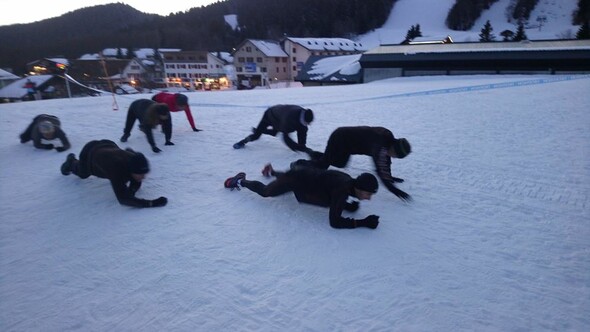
[120,99,173,153]
[223,163,380,229]
[232,104,314,152]
[298,126,412,202]
[152,92,202,132]
[19,114,71,152]
[60,139,167,208]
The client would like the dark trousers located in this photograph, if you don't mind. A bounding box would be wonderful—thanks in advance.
[239,112,278,144]
[241,171,299,198]
[122,109,140,136]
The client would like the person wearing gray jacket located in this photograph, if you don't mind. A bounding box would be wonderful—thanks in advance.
[19,114,71,152]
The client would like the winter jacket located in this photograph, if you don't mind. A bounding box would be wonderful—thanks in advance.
[80,140,153,208]
[31,114,71,151]
[152,92,197,130]
[287,167,364,229]
[126,99,172,148]
[263,104,309,151]
[323,126,400,194]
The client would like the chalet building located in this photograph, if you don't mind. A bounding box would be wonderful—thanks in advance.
[282,37,366,82]
[232,39,288,88]
[160,50,229,90]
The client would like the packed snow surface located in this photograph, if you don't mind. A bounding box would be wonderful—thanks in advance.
[1,74,589,331]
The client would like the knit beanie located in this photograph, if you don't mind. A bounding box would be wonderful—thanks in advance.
[303,108,314,124]
[129,153,150,174]
[175,93,188,106]
[393,138,411,159]
[354,173,378,193]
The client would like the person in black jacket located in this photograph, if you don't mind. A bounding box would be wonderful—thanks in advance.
[60,139,167,208]
[20,114,70,152]
[223,163,380,229]
[233,104,314,152]
[299,126,412,202]
[120,99,173,153]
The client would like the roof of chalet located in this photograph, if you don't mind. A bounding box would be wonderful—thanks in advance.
[364,39,590,56]
[286,37,366,52]
[0,68,19,81]
[0,75,54,99]
[242,40,287,57]
[296,54,362,83]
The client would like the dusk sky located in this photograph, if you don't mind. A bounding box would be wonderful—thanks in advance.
[0,0,218,26]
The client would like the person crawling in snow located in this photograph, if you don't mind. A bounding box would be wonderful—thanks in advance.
[224,162,380,229]
[297,126,412,202]
[233,104,314,152]
[120,99,173,153]
[19,114,70,152]
[151,92,202,132]
[60,139,167,208]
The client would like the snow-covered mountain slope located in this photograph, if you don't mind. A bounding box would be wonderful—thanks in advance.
[358,0,579,48]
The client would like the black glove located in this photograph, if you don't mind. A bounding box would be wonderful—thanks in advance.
[391,177,404,183]
[165,141,174,146]
[357,215,379,229]
[192,128,202,132]
[393,188,412,202]
[42,144,54,150]
[152,145,162,153]
[55,146,68,152]
[151,196,168,207]
[344,200,359,212]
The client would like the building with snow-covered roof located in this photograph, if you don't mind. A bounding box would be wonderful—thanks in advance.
[232,39,289,88]
[160,50,229,90]
[0,69,20,89]
[281,37,367,86]
[360,39,590,81]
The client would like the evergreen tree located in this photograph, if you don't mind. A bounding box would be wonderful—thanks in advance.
[500,29,514,41]
[577,20,590,39]
[573,0,590,25]
[479,20,496,42]
[126,48,137,59]
[403,24,423,43]
[116,48,124,59]
[513,21,528,41]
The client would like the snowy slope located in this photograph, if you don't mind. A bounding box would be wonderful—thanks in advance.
[358,0,579,48]
[1,74,589,331]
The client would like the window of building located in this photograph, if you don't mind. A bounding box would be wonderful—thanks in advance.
[237,67,242,72]
[256,57,262,63]
[276,68,279,73]
[246,57,253,63]
[292,66,297,71]
[246,46,252,52]
[281,58,287,63]
[292,57,296,62]
[261,67,267,72]
[292,47,296,53]
[238,57,245,62]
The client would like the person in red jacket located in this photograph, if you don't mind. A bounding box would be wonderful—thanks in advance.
[151,92,201,132]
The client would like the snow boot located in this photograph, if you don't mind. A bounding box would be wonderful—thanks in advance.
[120,133,130,142]
[224,172,246,190]
[60,153,76,175]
